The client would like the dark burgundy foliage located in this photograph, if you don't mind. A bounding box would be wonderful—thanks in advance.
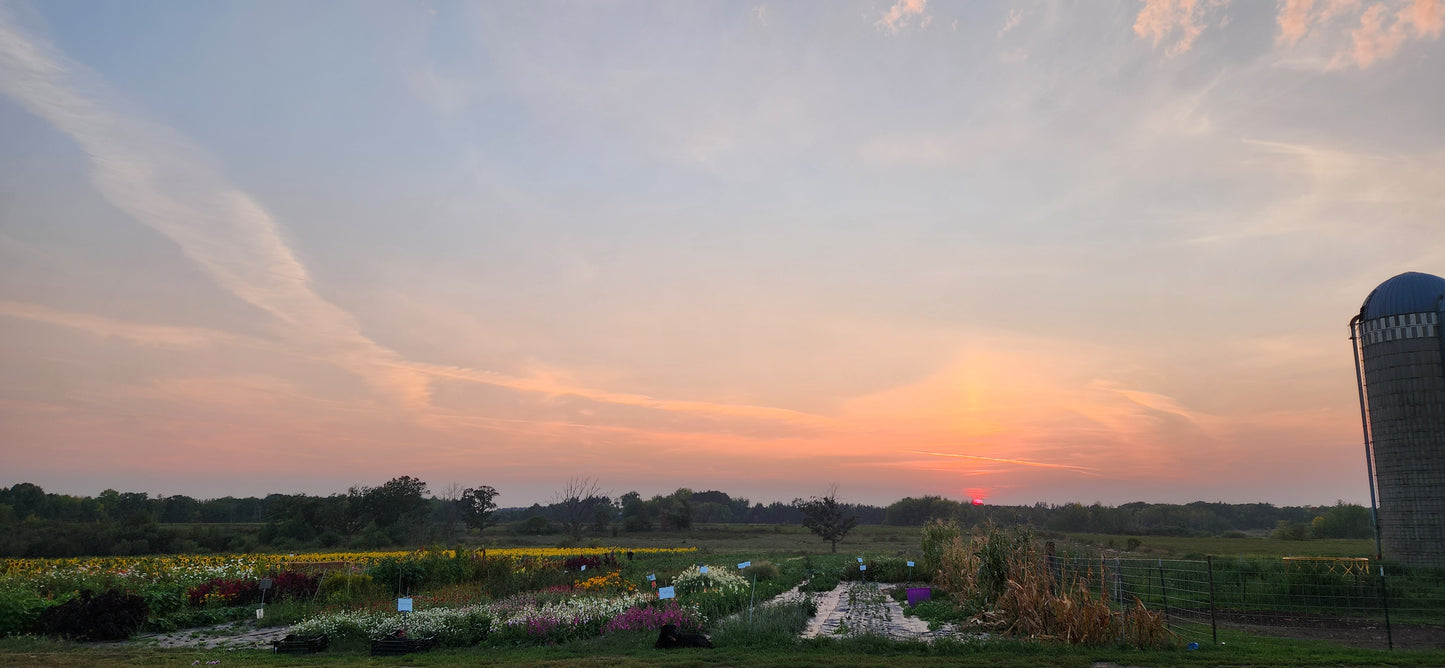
[186,571,319,606]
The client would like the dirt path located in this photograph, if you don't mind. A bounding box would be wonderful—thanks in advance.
[122,621,291,650]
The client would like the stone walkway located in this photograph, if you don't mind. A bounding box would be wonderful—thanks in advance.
[767,580,962,642]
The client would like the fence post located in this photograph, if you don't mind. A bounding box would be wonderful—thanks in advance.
[1158,559,1170,626]
[1378,565,1393,650]
[1206,555,1218,645]
[1238,556,1246,610]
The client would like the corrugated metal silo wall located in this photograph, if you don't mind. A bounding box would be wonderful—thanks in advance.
[1360,312,1445,567]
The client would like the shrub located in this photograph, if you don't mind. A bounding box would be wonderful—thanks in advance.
[802,572,840,593]
[743,561,781,580]
[0,586,50,635]
[186,577,260,607]
[36,589,148,641]
[367,556,427,595]
[317,572,382,606]
[840,557,913,583]
[672,564,747,596]
[266,570,321,601]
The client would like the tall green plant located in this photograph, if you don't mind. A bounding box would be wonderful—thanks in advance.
[920,518,960,577]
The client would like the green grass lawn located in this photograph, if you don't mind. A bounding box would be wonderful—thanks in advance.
[4,631,1445,668]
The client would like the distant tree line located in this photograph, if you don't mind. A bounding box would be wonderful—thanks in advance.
[0,480,1372,558]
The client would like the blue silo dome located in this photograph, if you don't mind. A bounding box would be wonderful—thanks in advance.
[1361,272,1445,319]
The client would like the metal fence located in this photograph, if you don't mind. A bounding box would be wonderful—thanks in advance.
[1050,553,1445,650]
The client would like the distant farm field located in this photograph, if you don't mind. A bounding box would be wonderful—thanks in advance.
[481,523,925,556]
[1061,532,1377,558]
[478,524,1375,560]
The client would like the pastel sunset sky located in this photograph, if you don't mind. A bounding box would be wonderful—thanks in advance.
[2,0,1443,507]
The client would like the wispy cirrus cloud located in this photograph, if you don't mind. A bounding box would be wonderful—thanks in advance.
[0,300,244,349]
[911,450,1102,474]
[0,9,835,432]
[0,10,436,413]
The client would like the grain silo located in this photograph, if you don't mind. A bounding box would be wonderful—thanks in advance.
[1350,271,1445,567]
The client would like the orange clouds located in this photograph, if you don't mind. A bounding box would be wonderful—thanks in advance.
[1273,0,1444,66]
[1135,0,1443,66]
[876,0,928,35]
[1336,0,1444,66]
[1133,0,1220,56]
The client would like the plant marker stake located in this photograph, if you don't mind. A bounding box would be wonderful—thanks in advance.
[1379,565,1393,650]
[1206,555,1217,645]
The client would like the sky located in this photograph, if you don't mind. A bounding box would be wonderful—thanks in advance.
[1,0,1443,508]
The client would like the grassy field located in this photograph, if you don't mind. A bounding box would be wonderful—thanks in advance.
[477,524,1373,560]
[473,523,926,557]
[1060,532,1377,558]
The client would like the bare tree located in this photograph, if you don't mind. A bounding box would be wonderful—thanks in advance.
[553,477,606,541]
[436,482,464,542]
[796,484,860,553]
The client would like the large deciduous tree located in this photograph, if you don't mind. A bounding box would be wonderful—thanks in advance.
[359,476,430,528]
[458,485,499,533]
[796,485,860,553]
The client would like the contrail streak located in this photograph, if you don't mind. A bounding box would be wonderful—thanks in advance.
[911,450,1099,473]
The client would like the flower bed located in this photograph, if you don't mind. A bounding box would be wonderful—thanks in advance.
[289,592,702,646]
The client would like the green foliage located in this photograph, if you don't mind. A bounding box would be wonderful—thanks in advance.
[36,589,148,641]
[317,572,383,606]
[685,587,751,624]
[1272,519,1311,540]
[840,557,914,583]
[511,515,558,535]
[458,486,498,532]
[710,599,817,647]
[1311,502,1373,539]
[0,585,50,635]
[745,560,781,580]
[797,490,861,553]
[367,556,428,595]
[905,598,972,629]
[919,518,959,577]
[802,572,841,593]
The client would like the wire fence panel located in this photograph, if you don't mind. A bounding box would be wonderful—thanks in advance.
[1053,549,1445,651]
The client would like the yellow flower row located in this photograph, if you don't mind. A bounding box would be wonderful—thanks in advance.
[1,547,696,580]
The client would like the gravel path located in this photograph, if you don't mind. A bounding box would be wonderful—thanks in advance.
[764,580,963,642]
[125,620,291,650]
[800,581,957,641]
